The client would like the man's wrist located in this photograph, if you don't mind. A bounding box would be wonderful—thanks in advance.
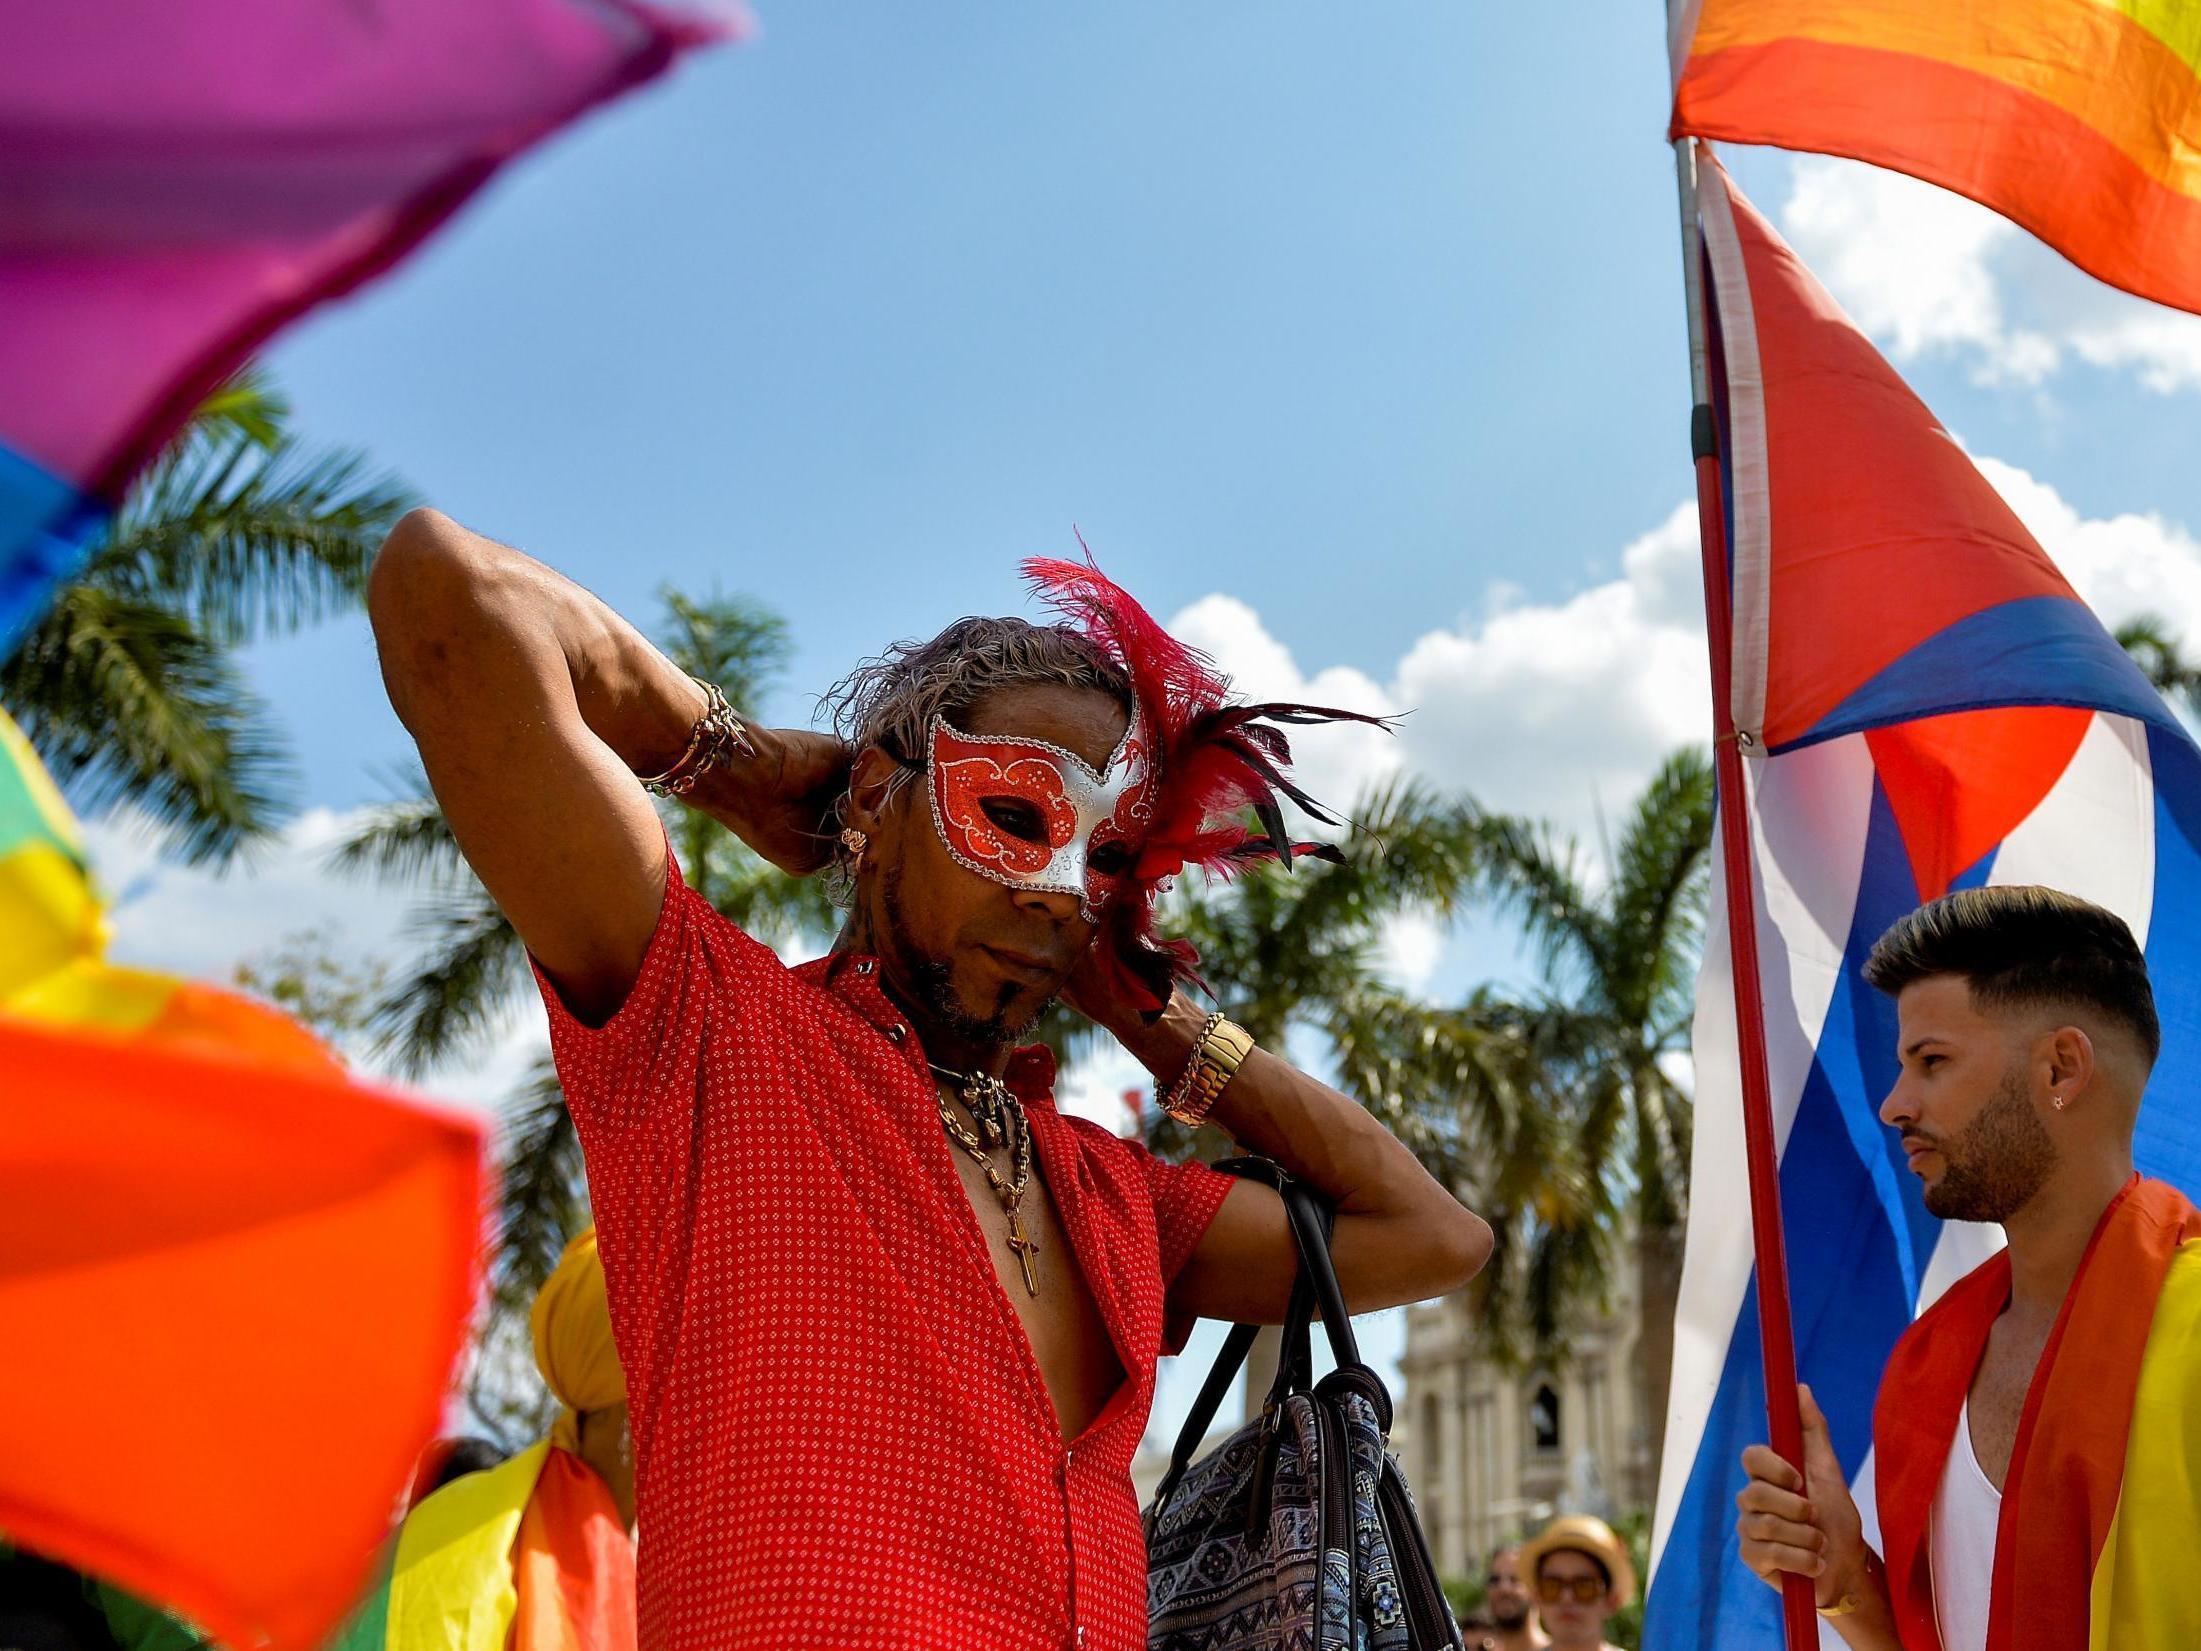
[1113,991,1204,1076]
[679,721,785,827]
[1819,1547,1896,1643]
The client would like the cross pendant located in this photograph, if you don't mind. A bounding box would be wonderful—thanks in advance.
[1005,1209,1040,1296]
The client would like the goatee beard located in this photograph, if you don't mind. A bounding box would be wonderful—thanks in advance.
[883,866,1048,1052]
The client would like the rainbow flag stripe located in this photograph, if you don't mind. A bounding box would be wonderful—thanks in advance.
[0,707,486,1651]
[1671,0,2201,315]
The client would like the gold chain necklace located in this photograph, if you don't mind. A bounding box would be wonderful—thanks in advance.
[929,1063,1039,1296]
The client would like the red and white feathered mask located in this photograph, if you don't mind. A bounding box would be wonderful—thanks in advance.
[915,548,1389,1021]
[924,707,1157,919]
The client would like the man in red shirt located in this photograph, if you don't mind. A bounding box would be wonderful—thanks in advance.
[369,511,1493,1650]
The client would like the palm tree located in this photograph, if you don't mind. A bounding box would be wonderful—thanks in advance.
[2116,613,2201,718]
[337,586,831,1442]
[1462,747,1715,1489]
[1151,779,1494,1414]
[2,371,412,863]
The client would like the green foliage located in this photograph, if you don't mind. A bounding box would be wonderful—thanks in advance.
[230,927,391,1050]
[1460,749,1714,1490]
[1109,781,1490,1178]
[2116,613,2201,716]
[1603,1508,1653,1650]
[2,369,412,864]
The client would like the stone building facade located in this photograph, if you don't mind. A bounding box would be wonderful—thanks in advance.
[1393,1266,1656,1579]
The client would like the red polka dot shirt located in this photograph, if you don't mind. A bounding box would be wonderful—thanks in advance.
[535,862,1235,1650]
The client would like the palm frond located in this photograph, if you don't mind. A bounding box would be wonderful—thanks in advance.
[1286,779,1481,941]
[489,1055,589,1307]
[183,367,290,452]
[329,771,472,887]
[657,586,793,710]
[1468,810,1604,989]
[97,432,413,644]
[367,883,531,1078]
[1604,747,1714,1026]
[2115,613,2201,706]
[3,582,290,862]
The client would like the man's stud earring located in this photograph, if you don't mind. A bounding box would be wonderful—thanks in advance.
[2052,1092,2068,1111]
[839,827,868,866]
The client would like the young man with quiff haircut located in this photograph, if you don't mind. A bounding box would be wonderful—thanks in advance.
[1735,885,2201,1651]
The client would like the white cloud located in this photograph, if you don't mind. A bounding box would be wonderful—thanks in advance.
[1171,514,1711,848]
[1778,156,2201,393]
[1974,454,2201,635]
[81,804,524,1113]
[1167,592,1405,824]
[89,804,412,981]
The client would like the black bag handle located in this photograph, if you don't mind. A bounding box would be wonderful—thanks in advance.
[1153,1158,1363,1508]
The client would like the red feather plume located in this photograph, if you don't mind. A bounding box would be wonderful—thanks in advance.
[1022,545,1392,1019]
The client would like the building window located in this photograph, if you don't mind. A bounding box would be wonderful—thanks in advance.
[1529,1382,1562,1454]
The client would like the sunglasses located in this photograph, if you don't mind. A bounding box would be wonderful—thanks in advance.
[1535,1575,1607,1605]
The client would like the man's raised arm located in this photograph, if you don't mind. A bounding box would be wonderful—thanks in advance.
[368,508,844,1023]
[1103,990,1494,1325]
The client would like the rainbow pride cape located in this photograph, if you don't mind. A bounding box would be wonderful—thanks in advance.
[332,1444,636,1651]
[0,705,486,1651]
[1875,1176,2201,1651]
[1644,150,2201,1647]
[1669,0,2201,316]
[0,0,733,656]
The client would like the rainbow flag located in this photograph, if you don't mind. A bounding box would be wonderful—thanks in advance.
[1669,0,2201,315]
[331,1445,636,1651]
[0,706,487,1651]
[1874,1177,2201,1650]
[0,0,734,656]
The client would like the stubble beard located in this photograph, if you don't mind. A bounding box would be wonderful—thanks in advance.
[882,865,1051,1052]
[1488,1599,1530,1631]
[1923,1064,2059,1222]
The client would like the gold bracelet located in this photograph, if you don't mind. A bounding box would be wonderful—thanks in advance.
[1816,1591,1861,1619]
[1161,1015,1254,1128]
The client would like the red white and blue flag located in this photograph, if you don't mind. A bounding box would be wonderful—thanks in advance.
[1643,151,2201,1646]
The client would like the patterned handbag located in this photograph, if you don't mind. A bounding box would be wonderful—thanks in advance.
[1144,1161,1462,1651]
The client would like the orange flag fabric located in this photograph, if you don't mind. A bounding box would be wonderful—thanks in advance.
[0,1016,484,1651]
[1670,0,2201,315]
[512,1449,639,1651]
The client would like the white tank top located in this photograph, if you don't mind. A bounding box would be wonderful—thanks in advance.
[1929,1394,2002,1651]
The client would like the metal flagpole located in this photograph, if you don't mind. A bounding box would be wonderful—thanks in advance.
[1670,133,1818,1651]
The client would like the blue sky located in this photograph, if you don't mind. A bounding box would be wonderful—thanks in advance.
[86,0,2201,1441]
[251,3,1692,801]
[225,1,2201,839]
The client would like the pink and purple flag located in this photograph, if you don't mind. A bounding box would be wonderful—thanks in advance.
[0,0,735,653]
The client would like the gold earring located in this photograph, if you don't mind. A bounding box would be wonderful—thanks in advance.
[839,827,868,867]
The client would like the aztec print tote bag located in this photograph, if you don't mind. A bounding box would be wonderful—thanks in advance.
[1144,1161,1462,1651]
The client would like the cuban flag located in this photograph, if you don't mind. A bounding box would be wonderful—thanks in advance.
[0,0,733,656]
[1643,150,2201,1647]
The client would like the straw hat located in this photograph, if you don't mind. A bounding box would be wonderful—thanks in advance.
[1518,1514,1636,1608]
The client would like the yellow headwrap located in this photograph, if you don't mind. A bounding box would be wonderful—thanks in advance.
[529,1226,625,1454]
